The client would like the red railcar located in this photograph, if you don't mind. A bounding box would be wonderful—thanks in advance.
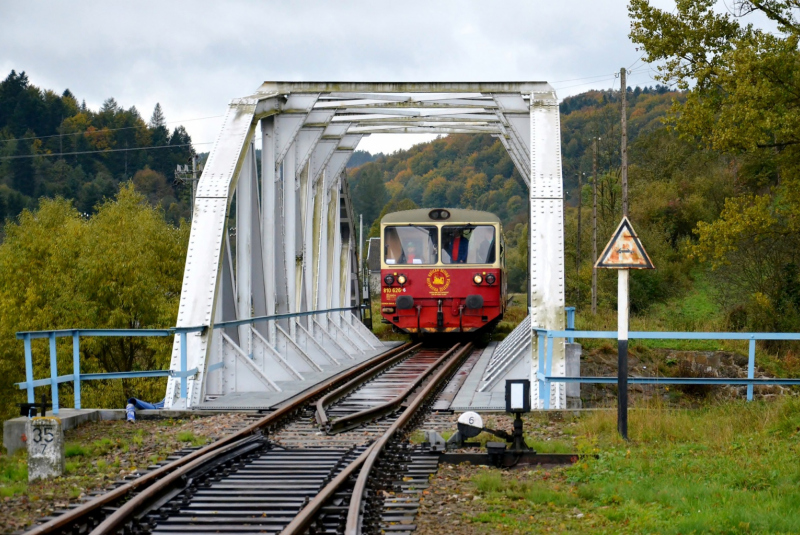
[380,208,506,335]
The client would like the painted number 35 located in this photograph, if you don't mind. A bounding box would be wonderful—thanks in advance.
[32,427,54,453]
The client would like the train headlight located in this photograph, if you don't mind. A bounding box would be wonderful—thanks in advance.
[473,274,483,285]
[384,274,395,286]
[485,273,496,285]
[397,274,407,286]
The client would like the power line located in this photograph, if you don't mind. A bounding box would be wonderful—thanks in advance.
[553,65,658,92]
[627,52,646,71]
[551,71,623,84]
[554,75,619,92]
[0,142,213,161]
[0,115,224,144]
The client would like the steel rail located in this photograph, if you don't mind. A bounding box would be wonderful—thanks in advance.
[345,342,473,535]
[23,342,412,535]
[325,345,461,434]
[281,342,473,535]
[315,343,422,428]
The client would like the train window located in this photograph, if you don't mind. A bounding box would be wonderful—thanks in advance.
[384,226,438,265]
[442,226,496,264]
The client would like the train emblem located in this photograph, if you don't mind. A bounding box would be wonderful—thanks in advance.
[426,269,450,293]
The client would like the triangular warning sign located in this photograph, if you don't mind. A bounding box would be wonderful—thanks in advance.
[594,216,654,269]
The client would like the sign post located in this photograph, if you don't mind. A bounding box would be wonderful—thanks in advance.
[595,216,653,439]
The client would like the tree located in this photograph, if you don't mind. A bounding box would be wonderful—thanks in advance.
[132,167,172,206]
[10,137,35,196]
[351,164,388,230]
[0,184,189,420]
[629,0,800,329]
[147,103,172,177]
[629,0,800,154]
[149,103,166,129]
[368,198,419,238]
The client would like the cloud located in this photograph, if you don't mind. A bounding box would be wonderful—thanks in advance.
[0,0,655,153]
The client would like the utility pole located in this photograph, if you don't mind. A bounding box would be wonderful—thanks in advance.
[576,171,583,272]
[191,154,198,216]
[175,154,200,220]
[576,171,582,307]
[592,139,599,315]
[621,67,628,217]
[359,214,363,270]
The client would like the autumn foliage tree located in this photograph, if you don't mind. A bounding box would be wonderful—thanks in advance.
[631,0,800,330]
[0,184,188,420]
[0,71,196,224]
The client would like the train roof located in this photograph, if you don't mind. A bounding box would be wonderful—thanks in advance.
[381,208,501,225]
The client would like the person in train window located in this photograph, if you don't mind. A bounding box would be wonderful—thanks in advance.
[400,242,422,264]
[475,234,494,263]
[446,229,469,263]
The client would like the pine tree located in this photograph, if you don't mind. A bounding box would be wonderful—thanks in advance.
[11,139,35,197]
[150,103,166,129]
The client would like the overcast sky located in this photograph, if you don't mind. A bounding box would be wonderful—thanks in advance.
[0,1,721,154]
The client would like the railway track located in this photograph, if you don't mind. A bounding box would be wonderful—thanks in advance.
[24,341,473,535]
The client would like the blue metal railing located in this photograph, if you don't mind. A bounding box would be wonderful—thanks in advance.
[536,329,800,409]
[15,306,363,414]
[565,307,576,343]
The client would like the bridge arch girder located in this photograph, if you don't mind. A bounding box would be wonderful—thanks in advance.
[165,82,565,410]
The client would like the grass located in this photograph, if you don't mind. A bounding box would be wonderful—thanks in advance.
[65,443,89,457]
[459,398,800,533]
[91,438,114,455]
[0,451,28,497]
[368,297,409,342]
[525,438,575,454]
[494,294,528,340]
[176,431,206,446]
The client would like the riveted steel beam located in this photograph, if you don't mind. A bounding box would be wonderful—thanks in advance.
[257,81,553,93]
[166,81,564,411]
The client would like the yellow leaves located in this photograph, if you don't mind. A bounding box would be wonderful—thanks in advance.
[630,0,800,153]
[692,193,776,268]
[0,184,189,419]
[84,126,115,151]
[62,113,91,134]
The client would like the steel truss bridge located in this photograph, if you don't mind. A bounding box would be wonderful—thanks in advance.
[164,82,567,410]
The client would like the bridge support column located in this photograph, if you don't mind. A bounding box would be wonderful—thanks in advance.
[529,95,566,409]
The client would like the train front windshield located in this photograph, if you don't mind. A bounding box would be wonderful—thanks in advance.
[384,226,438,265]
[442,226,496,264]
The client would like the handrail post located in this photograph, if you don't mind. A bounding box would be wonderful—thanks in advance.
[537,332,545,409]
[72,331,81,410]
[544,332,555,410]
[49,333,59,415]
[747,337,756,401]
[565,307,576,344]
[180,331,188,399]
[24,333,34,404]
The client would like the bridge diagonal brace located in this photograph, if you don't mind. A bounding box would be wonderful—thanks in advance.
[221,332,281,392]
[276,324,324,372]
[251,327,304,381]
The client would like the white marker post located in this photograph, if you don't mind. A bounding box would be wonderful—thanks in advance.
[595,217,653,440]
[27,417,65,480]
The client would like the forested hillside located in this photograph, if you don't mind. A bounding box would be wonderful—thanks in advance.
[0,70,195,223]
[348,86,683,295]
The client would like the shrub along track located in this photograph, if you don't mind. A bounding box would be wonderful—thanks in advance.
[22,341,474,535]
